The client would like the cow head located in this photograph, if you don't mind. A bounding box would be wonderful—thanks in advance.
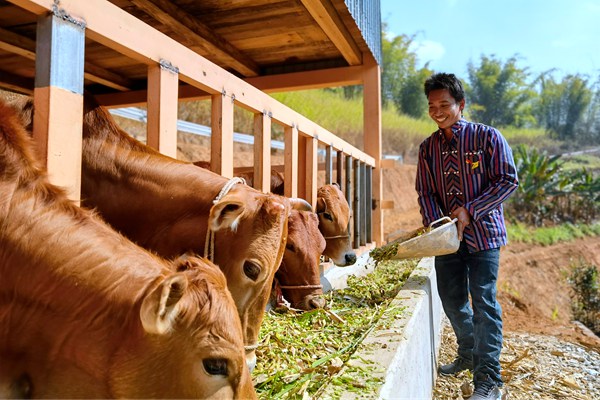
[317,184,357,266]
[207,186,291,370]
[115,256,256,399]
[276,210,326,310]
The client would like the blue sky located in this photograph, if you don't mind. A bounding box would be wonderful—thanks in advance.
[381,0,600,81]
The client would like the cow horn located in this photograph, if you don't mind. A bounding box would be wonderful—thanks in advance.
[289,198,313,212]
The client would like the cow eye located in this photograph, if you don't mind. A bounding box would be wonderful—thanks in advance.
[203,358,228,376]
[322,212,333,221]
[286,243,296,252]
[243,261,261,281]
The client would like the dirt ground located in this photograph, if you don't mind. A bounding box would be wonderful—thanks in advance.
[382,163,600,352]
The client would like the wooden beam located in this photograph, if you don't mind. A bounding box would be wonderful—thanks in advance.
[130,0,259,77]
[147,62,179,158]
[95,65,364,107]
[0,26,133,91]
[253,111,271,192]
[300,0,362,65]
[33,12,85,204]
[211,92,234,178]
[363,55,382,245]
[283,125,298,198]
[307,136,318,207]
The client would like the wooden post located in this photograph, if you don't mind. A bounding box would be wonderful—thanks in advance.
[253,110,272,192]
[284,124,299,198]
[366,165,373,243]
[363,55,383,245]
[147,60,179,158]
[33,12,85,204]
[211,91,234,178]
[353,158,361,249]
[304,137,319,208]
[360,161,366,246]
[336,150,344,189]
[325,144,333,184]
[345,154,353,246]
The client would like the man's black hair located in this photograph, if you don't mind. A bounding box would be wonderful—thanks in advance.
[424,73,465,102]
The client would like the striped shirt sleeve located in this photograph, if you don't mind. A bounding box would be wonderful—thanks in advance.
[464,127,519,221]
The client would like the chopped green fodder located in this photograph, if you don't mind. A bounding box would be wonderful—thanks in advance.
[253,258,417,399]
[370,226,431,263]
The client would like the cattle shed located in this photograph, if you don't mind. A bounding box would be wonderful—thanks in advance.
[0,0,384,251]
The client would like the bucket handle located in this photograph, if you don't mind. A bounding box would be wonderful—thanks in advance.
[429,216,458,229]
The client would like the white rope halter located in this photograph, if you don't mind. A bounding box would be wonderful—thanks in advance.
[204,177,246,262]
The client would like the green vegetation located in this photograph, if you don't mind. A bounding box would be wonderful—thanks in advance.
[506,144,600,226]
[507,222,600,246]
[253,259,416,399]
[569,261,600,336]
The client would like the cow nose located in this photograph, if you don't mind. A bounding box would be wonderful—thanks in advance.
[345,252,357,265]
[308,296,326,310]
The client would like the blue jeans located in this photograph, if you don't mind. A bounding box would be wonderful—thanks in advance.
[435,241,503,385]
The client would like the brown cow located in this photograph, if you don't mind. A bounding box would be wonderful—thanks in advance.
[0,100,255,399]
[232,169,357,267]
[194,162,326,311]
[275,210,326,310]
[204,164,356,267]
[316,184,356,266]
[12,95,314,370]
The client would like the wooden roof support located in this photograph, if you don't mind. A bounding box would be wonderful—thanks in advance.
[210,92,234,178]
[130,0,260,77]
[33,12,85,204]
[95,65,364,107]
[146,62,179,158]
[0,27,133,91]
[362,55,382,245]
[253,111,272,192]
[300,0,362,66]
[283,124,299,198]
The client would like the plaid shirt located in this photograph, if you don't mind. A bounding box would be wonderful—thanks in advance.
[416,118,519,252]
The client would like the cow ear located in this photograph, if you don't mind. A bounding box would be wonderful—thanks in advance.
[140,274,188,335]
[316,197,326,213]
[209,199,246,232]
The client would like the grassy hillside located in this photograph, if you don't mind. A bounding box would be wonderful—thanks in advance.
[270,89,566,164]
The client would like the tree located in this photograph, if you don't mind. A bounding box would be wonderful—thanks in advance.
[466,55,535,127]
[381,28,419,110]
[574,72,600,142]
[398,66,431,119]
[534,73,592,140]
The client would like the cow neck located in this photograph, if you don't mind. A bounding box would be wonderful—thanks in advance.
[81,135,227,253]
[204,176,246,262]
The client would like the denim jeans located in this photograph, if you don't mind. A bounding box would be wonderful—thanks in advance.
[435,241,503,385]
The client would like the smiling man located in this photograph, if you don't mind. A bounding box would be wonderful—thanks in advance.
[415,73,519,400]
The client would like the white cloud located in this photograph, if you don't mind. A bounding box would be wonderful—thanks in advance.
[409,40,446,66]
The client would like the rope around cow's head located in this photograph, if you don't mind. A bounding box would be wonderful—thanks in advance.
[204,177,246,262]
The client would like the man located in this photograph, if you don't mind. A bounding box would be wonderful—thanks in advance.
[416,73,518,400]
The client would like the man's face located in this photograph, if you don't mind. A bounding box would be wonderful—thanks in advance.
[427,89,464,132]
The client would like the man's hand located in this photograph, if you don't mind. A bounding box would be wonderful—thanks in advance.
[450,206,471,241]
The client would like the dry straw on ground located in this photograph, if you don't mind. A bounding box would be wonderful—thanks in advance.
[434,320,600,399]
